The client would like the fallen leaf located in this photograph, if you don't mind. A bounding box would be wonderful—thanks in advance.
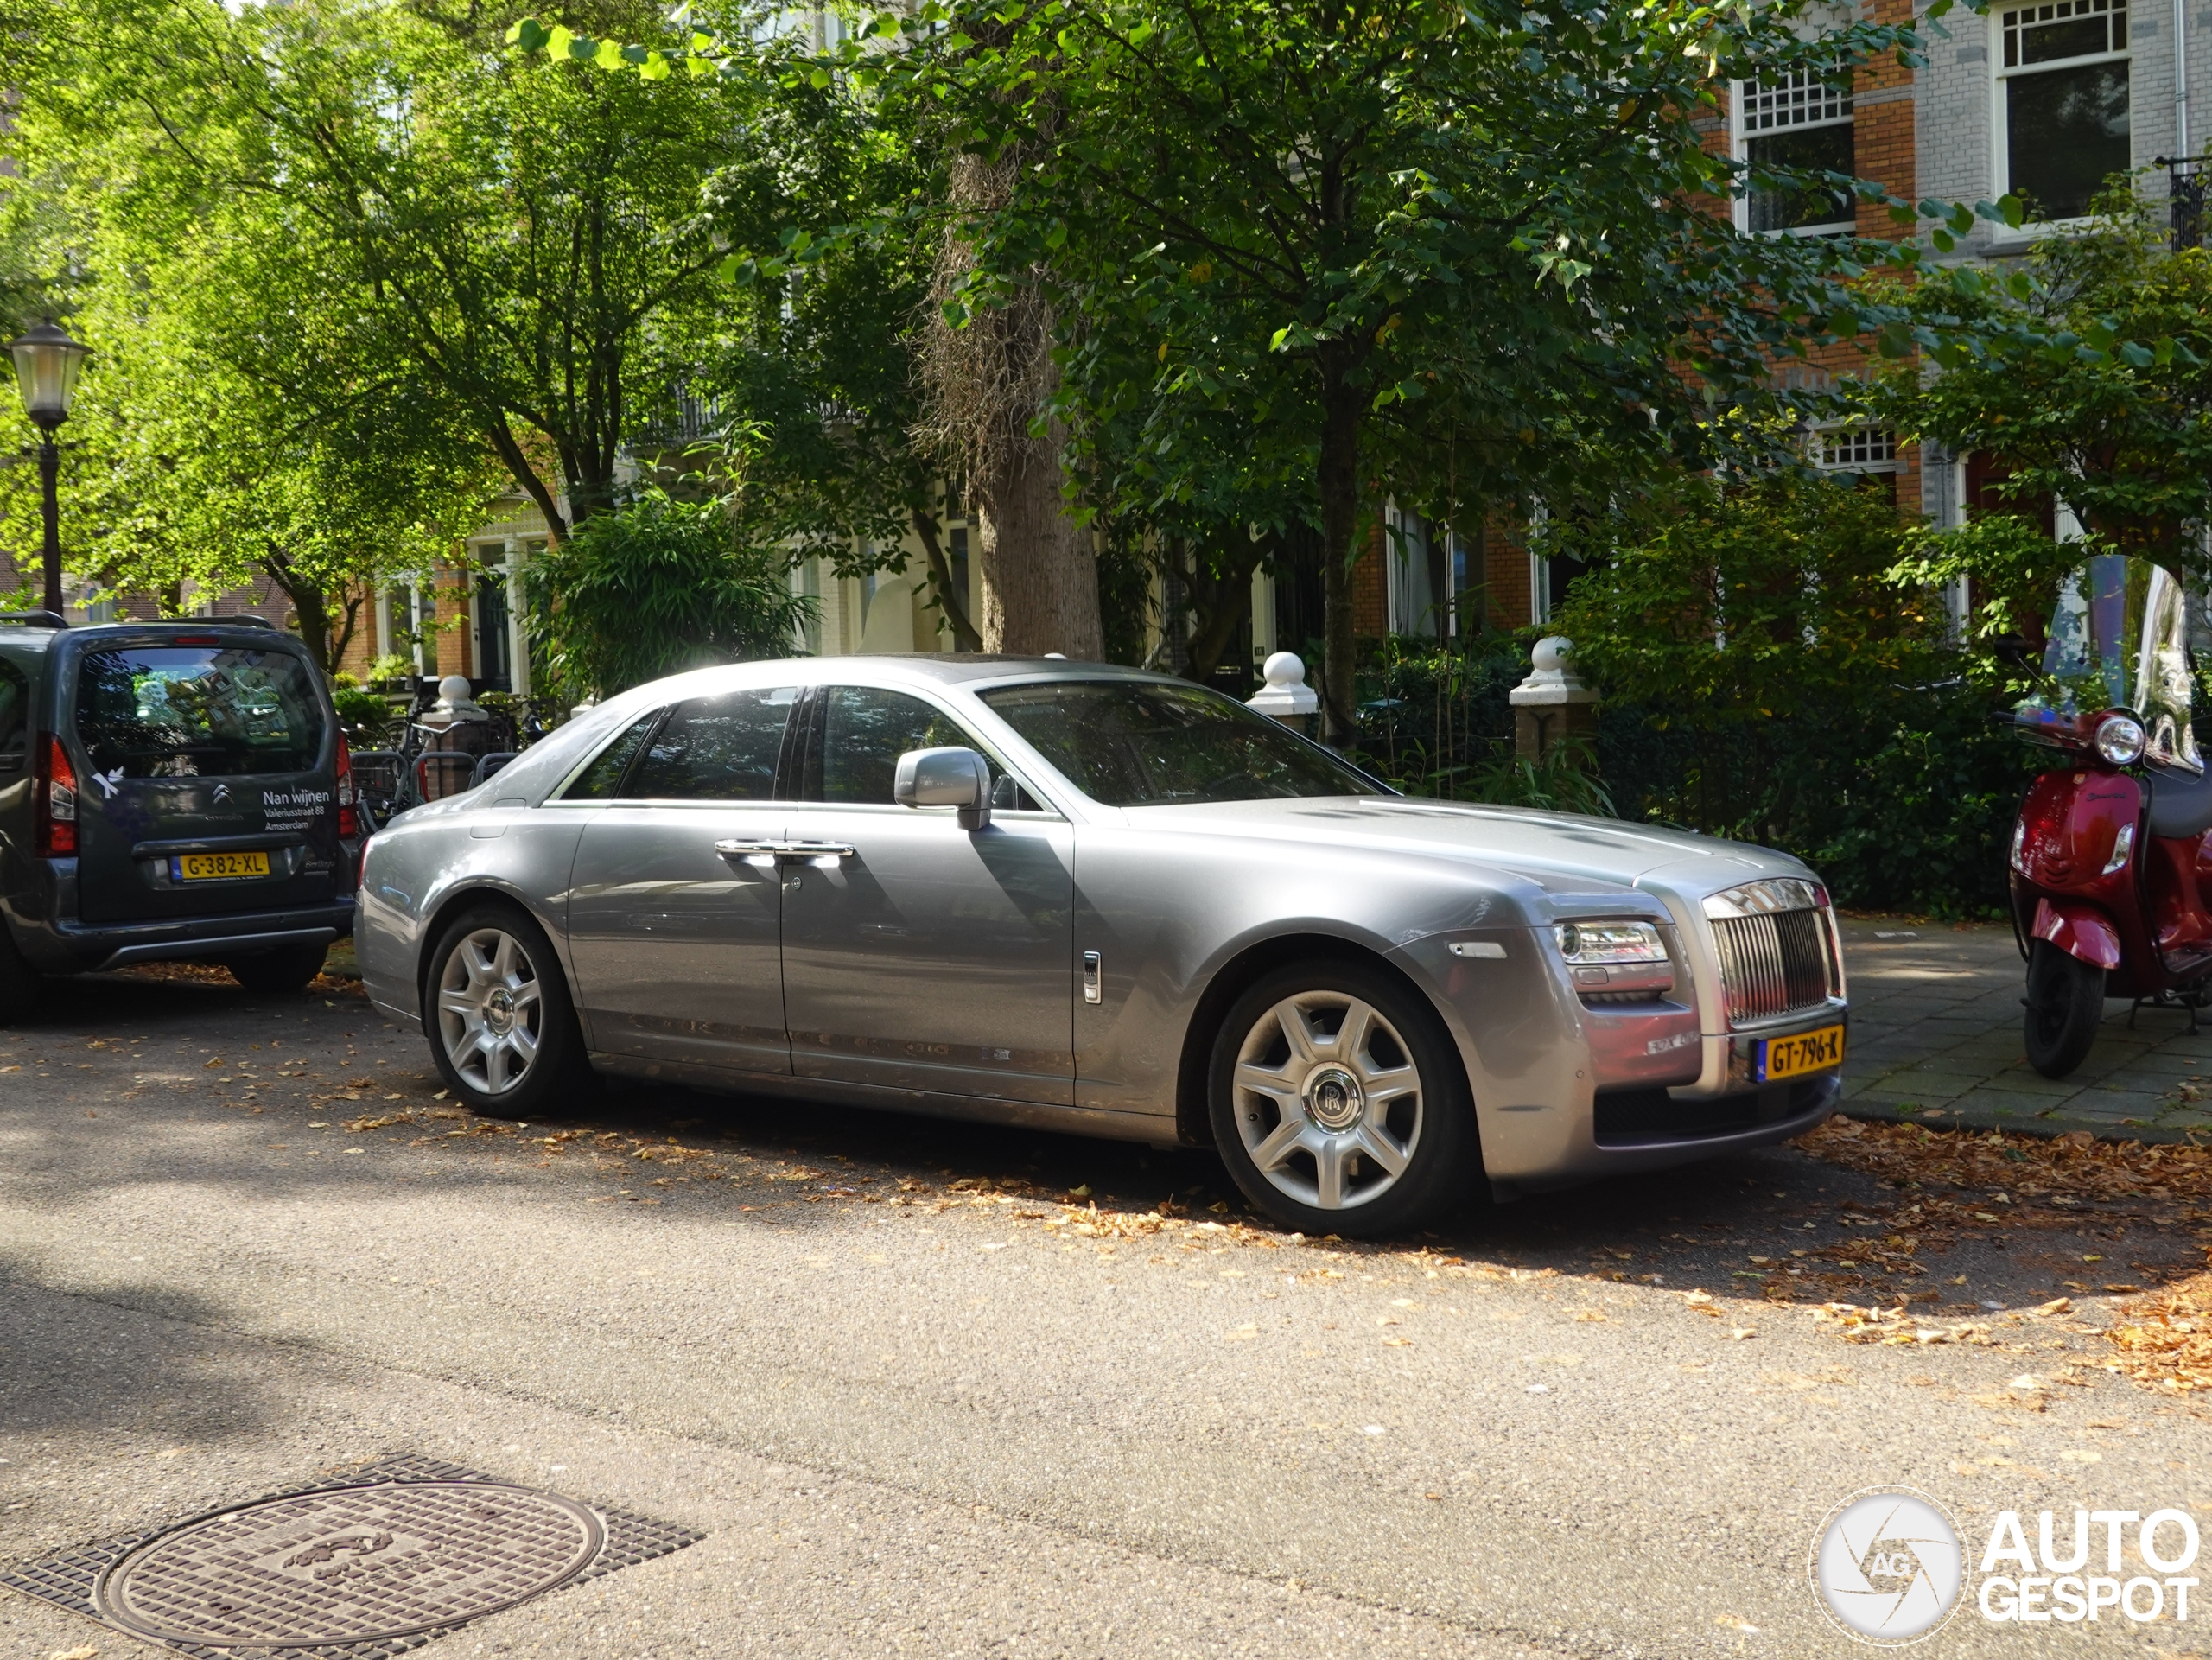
[1224,1325,1259,1341]
[47,1647,99,1660]
[2061,1448,2102,1463]
[1382,1337,1414,1347]
[2034,1297,2073,1316]
[1714,1616,1761,1633]
[1732,1327,1758,1341]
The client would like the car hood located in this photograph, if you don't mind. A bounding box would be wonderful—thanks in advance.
[1116,796,1807,901]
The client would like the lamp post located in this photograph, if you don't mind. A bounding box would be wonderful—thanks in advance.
[7,320,91,620]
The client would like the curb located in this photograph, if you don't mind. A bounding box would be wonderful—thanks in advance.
[1840,1103,2211,1147]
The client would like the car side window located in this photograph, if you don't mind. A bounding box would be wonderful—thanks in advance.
[562,713,661,801]
[0,658,25,776]
[624,686,798,802]
[807,684,1040,809]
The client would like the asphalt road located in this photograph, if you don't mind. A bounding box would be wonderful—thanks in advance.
[2,966,2208,1659]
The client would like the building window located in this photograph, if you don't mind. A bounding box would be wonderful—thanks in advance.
[1997,0,2130,223]
[1815,427,1900,473]
[1738,69,1857,233]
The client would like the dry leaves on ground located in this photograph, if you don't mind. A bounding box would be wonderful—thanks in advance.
[1800,1119,2212,1392]
[2107,1271,2212,1392]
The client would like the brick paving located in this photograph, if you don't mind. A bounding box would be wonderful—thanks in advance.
[1840,915,2212,1141]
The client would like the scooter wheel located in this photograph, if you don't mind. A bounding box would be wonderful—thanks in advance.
[2024,939,2107,1078]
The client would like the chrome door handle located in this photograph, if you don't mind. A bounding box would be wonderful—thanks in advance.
[780,842,856,861]
[713,839,856,862]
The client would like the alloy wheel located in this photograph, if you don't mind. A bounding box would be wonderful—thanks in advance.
[1230,990,1424,1211]
[436,927,544,1096]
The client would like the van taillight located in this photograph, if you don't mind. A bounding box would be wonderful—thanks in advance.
[335,732,359,839]
[35,735,78,856]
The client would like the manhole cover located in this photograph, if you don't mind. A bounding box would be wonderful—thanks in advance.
[93,1480,604,1649]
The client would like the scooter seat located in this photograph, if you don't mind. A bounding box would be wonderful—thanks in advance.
[2145,763,2212,840]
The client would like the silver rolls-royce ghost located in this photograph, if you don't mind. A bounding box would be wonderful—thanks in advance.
[355,656,1847,1236]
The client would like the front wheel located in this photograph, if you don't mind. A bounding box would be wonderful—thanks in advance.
[2024,938,2106,1078]
[1208,962,1479,1238]
[423,906,591,1119]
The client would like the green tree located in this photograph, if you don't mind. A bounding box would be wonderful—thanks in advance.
[0,32,499,667]
[42,0,760,545]
[892,0,1961,739]
[1875,193,2212,646]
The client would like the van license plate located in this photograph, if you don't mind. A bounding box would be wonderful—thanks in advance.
[1757,1024,1844,1083]
[174,850,270,882]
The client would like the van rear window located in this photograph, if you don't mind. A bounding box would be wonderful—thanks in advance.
[76,648,327,779]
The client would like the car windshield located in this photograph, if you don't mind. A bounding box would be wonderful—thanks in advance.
[979,679,1380,807]
[77,647,327,778]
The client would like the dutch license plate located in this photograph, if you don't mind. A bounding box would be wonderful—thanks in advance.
[1757,1024,1845,1083]
[173,850,270,882]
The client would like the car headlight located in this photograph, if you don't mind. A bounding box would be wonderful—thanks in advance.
[1554,919,1675,999]
[2094,711,2147,767]
[1554,920,1668,964]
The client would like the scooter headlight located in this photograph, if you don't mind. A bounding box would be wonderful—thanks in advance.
[2094,711,2147,767]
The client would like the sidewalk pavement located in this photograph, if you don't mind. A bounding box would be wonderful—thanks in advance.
[1840,915,2212,1142]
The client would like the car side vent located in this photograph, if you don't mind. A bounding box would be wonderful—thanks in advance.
[1712,908,1835,1027]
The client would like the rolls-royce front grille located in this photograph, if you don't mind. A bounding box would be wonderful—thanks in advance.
[1713,908,1835,1027]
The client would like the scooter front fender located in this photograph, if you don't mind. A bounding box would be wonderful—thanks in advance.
[2031,897,2123,970]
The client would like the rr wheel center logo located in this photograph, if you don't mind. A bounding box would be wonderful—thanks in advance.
[1811,1487,1966,1644]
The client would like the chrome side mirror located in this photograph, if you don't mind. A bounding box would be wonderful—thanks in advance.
[894,746,991,830]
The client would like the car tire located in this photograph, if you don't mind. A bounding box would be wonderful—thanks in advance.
[0,924,44,1020]
[2024,938,2105,1078]
[1208,960,1479,1238]
[225,942,330,995]
[423,904,591,1120]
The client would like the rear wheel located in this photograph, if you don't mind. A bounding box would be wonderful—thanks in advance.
[225,942,329,995]
[1208,962,1479,1237]
[2024,938,2106,1078]
[424,906,589,1120]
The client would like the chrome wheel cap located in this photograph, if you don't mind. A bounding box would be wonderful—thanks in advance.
[436,927,543,1096]
[1232,992,1422,1211]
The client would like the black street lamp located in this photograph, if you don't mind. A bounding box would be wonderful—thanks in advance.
[7,320,92,620]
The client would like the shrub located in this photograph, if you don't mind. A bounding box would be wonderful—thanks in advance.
[521,487,817,702]
[1553,471,2034,915]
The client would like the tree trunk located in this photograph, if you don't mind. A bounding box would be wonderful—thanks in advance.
[976,424,1101,658]
[920,151,1103,659]
[1318,370,1362,746]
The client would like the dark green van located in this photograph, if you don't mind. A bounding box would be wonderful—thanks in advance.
[0,613,359,1011]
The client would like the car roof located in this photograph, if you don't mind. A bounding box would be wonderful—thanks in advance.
[0,617,297,651]
[846,654,1169,686]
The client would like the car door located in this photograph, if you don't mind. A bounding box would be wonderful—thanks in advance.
[778,683,1075,1105]
[563,684,800,1075]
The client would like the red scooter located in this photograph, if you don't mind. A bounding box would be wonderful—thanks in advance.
[2009,554,2212,1076]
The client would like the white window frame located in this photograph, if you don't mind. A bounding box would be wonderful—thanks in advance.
[1732,67,1859,238]
[1990,0,2133,231]
[1811,425,1901,474]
